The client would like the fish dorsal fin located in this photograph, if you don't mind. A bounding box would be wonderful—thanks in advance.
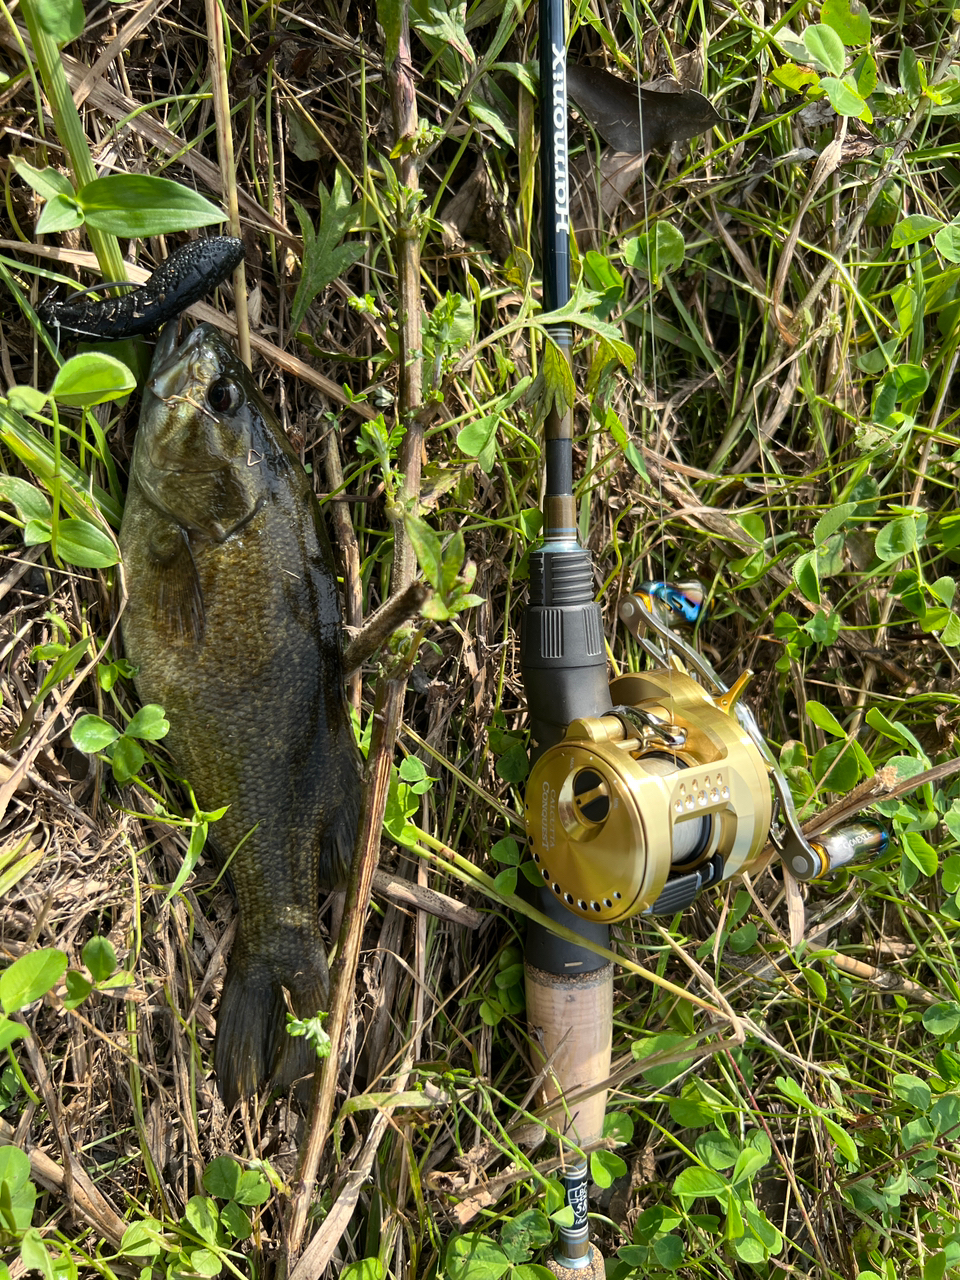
[147,521,205,646]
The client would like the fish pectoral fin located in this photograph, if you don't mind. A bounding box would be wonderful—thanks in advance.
[147,523,205,645]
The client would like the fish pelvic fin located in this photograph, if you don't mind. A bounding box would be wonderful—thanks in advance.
[215,945,330,1105]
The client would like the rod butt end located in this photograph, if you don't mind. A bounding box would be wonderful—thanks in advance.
[545,1243,605,1278]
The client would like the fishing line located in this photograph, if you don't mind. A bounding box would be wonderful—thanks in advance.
[632,28,678,704]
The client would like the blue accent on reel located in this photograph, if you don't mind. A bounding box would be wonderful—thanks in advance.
[637,580,710,626]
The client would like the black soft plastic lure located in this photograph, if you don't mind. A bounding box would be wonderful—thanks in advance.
[37,236,244,341]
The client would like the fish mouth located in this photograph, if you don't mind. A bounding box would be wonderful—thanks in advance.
[149,322,217,399]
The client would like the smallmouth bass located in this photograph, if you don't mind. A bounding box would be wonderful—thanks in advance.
[120,323,360,1104]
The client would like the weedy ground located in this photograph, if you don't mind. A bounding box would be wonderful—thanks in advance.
[0,0,959,1278]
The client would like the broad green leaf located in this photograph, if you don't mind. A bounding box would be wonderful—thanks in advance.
[499,1211,551,1268]
[803,609,842,644]
[219,1201,251,1241]
[35,0,84,42]
[923,1002,960,1038]
[769,63,820,94]
[491,837,521,865]
[63,971,93,1010]
[696,1132,739,1170]
[875,515,919,562]
[801,965,828,1001]
[902,830,937,876]
[494,742,529,785]
[806,700,846,737]
[76,175,224,236]
[51,352,135,408]
[126,704,170,741]
[775,1075,820,1113]
[890,215,942,249]
[71,714,120,753]
[814,502,857,547]
[729,922,758,953]
[930,576,956,606]
[110,735,145,783]
[936,221,960,263]
[7,386,49,416]
[821,75,870,120]
[10,158,75,201]
[811,741,861,791]
[184,1195,220,1244]
[853,50,878,96]
[456,414,498,474]
[234,1168,271,1206]
[603,1110,634,1144]
[118,1219,167,1259]
[623,221,685,288]
[590,1148,627,1188]
[602,406,648,479]
[0,1145,31,1193]
[821,0,871,45]
[35,193,84,234]
[672,1165,728,1202]
[405,515,443,590]
[892,1073,932,1111]
[824,1116,860,1163]
[792,550,821,603]
[584,249,625,303]
[53,518,118,568]
[0,1016,27,1052]
[445,1234,510,1280]
[0,476,51,524]
[731,1145,769,1185]
[653,1234,684,1268]
[864,707,928,759]
[0,948,67,1013]
[492,867,517,896]
[899,47,927,97]
[632,1032,695,1086]
[18,1229,55,1280]
[891,363,930,401]
[803,24,846,76]
[81,936,117,983]
[341,1261,385,1280]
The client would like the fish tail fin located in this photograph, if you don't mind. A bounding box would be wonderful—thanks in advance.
[215,942,329,1105]
[272,961,329,1099]
[215,953,280,1106]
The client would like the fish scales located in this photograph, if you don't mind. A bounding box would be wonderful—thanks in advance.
[119,322,361,1104]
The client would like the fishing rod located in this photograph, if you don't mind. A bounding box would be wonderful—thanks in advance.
[519,6,888,1275]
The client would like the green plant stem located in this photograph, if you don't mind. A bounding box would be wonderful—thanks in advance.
[204,0,249,367]
[388,16,424,593]
[19,0,125,284]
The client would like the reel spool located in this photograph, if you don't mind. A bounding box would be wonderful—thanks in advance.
[524,665,773,922]
[523,593,889,924]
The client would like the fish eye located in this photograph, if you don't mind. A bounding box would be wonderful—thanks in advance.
[207,377,241,413]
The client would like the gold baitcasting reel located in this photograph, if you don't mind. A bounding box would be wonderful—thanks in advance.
[523,593,888,924]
